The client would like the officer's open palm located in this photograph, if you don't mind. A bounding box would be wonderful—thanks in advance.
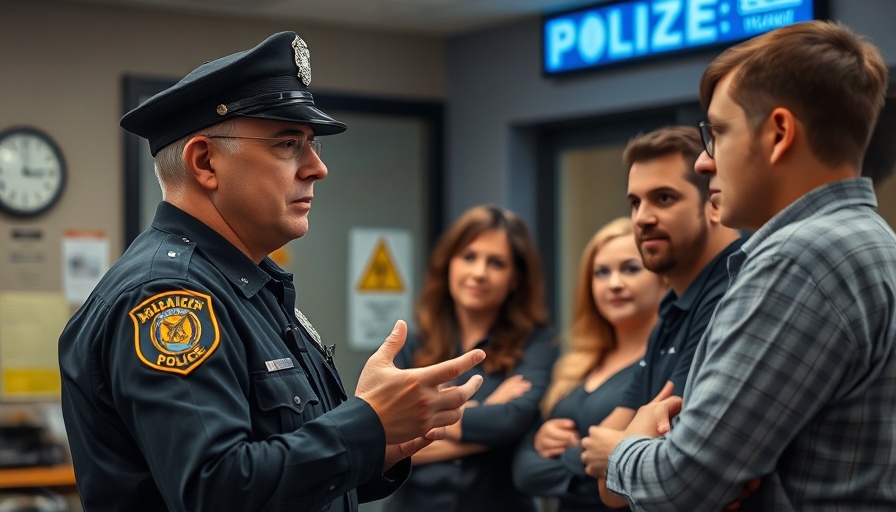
[356,320,485,445]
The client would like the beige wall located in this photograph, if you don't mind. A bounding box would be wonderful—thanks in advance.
[875,174,896,223]
[557,146,630,336]
[0,0,445,292]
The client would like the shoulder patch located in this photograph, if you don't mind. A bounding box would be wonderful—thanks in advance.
[129,290,220,375]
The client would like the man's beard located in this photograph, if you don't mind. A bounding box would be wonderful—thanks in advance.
[637,233,676,275]
[636,219,709,277]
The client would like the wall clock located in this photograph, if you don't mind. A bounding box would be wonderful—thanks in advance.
[0,126,67,217]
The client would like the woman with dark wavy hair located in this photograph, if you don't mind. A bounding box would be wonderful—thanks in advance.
[385,204,558,512]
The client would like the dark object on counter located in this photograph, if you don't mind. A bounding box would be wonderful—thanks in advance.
[0,424,67,469]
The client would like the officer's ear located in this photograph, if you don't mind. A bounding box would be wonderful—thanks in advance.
[183,136,219,191]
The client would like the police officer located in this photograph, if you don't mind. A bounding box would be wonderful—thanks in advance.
[58,31,484,512]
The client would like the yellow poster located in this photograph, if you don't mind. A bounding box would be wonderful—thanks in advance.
[356,238,405,292]
[0,292,69,399]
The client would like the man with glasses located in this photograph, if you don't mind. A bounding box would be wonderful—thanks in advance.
[582,20,896,511]
[58,32,485,512]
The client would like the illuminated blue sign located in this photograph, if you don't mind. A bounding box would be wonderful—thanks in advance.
[543,0,824,75]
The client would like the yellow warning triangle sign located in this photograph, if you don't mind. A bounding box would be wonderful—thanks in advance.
[356,238,405,292]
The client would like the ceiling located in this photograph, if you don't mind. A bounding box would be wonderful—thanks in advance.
[57,0,604,36]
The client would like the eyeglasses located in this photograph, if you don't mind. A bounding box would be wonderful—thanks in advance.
[208,134,322,160]
[698,121,715,158]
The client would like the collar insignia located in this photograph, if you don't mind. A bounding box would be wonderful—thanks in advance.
[292,36,311,87]
[294,308,323,349]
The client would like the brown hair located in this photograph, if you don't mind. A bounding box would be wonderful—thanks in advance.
[623,126,709,203]
[700,20,888,169]
[413,205,549,374]
[540,217,632,417]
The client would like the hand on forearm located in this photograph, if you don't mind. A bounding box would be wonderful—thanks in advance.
[534,418,580,458]
[583,382,681,481]
[483,374,531,404]
[581,425,626,478]
[624,381,682,438]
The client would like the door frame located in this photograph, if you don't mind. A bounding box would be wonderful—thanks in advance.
[533,102,703,317]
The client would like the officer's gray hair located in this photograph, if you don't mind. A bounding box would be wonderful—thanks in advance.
[155,119,241,195]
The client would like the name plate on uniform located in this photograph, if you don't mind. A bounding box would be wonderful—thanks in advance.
[265,358,295,372]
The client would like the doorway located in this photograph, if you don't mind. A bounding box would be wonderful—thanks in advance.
[533,102,703,334]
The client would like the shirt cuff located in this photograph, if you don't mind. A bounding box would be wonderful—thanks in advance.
[606,435,652,498]
[325,396,387,484]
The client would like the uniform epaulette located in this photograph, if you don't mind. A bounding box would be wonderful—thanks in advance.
[147,233,196,280]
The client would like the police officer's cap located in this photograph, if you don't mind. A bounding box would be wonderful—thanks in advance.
[120,31,346,156]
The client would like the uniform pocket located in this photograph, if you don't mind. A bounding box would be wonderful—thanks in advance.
[252,369,320,431]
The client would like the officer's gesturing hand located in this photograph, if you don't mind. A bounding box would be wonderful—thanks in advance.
[355,319,485,445]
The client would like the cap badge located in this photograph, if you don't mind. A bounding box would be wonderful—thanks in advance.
[292,35,311,87]
[216,104,228,116]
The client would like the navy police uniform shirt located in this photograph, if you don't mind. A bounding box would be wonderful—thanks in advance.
[59,202,407,511]
[619,237,746,409]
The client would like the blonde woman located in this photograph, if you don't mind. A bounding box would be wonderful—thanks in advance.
[513,217,666,511]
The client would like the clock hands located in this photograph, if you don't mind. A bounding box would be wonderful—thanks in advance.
[21,166,47,178]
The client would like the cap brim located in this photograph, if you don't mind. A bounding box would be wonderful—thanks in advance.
[242,104,347,136]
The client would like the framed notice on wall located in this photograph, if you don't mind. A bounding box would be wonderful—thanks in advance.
[347,229,413,350]
[0,292,69,400]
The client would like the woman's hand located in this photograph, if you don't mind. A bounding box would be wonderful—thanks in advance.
[534,418,580,458]
[483,374,531,405]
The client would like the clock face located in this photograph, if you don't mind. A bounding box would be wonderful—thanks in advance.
[0,127,66,216]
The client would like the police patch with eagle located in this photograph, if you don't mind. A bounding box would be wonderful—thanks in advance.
[129,290,220,375]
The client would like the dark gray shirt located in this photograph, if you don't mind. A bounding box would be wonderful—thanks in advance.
[619,237,745,409]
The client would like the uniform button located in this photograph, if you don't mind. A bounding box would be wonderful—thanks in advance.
[328,485,336,491]
[294,396,301,405]
[240,277,249,284]
[660,349,666,355]
[167,251,177,258]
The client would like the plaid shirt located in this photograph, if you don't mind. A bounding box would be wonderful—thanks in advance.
[607,178,896,511]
